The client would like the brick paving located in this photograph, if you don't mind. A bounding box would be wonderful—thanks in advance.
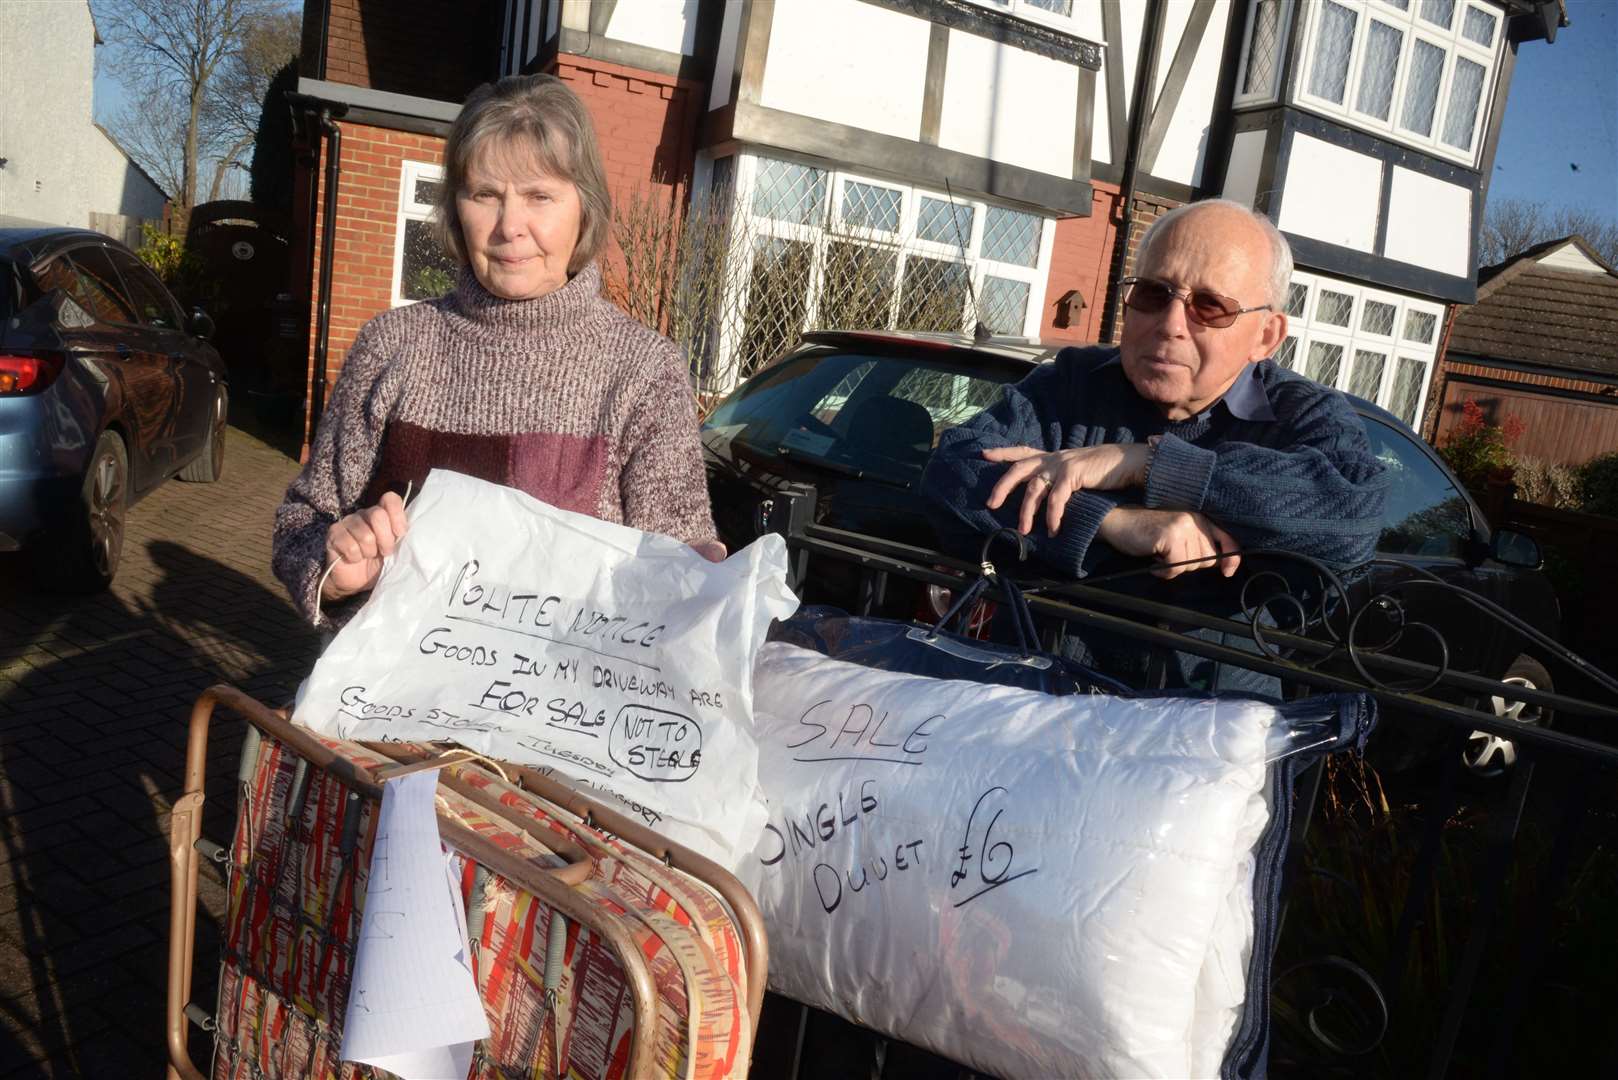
[0,424,322,1078]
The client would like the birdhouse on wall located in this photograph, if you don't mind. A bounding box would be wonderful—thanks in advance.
[1054,289,1086,330]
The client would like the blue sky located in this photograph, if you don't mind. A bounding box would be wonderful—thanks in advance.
[1485,0,1618,217]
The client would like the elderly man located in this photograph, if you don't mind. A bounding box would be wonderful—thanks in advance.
[923,198,1389,586]
[922,199,1390,693]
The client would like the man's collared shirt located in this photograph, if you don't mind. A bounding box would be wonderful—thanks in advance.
[1219,362,1277,423]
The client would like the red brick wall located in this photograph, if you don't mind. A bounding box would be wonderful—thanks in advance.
[304,122,446,446]
[549,53,704,302]
[317,0,494,102]
[1040,181,1122,346]
[1040,184,1181,348]
[552,55,702,203]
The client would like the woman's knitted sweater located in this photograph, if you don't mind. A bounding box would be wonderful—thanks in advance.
[271,262,717,625]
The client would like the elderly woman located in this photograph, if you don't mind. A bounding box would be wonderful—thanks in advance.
[272,74,720,624]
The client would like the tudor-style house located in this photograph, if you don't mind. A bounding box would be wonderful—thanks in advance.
[285,0,1566,450]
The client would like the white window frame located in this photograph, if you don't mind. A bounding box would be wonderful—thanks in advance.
[1291,0,1503,166]
[392,160,447,308]
[713,152,1055,386]
[967,0,1085,33]
[1233,0,1299,108]
[1280,269,1444,429]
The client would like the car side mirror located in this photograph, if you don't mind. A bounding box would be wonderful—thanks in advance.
[188,307,215,341]
[1490,527,1542,570]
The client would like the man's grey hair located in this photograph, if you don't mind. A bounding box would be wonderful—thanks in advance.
[1136,198,1293,310]
[431,74,612,274]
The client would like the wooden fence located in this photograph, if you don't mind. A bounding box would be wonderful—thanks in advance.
[1480,482,1618,675]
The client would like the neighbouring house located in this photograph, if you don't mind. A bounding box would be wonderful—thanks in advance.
[1423,235,1618,466]
[0,1,169,246]
[285,0,1566,451]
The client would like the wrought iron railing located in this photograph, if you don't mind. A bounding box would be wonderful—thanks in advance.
[761,482,1618,1079]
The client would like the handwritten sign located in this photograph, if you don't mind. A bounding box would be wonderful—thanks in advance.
[340,769,488,1078]
[295,470,798,864]
[738,641,1284,1080]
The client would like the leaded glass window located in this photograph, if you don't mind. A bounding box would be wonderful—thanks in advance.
[898,256,970,332]
[841,182,902,233]
[1404,309,1438,344]
[1349,349,1387,399]
[917,198,975,247]
[1361,299,1397,336]
[753,159,827,225]
[981,276,1032,336]
[982,206,1041,268]
[1401,39,1446,137]
[1307,341,1345,386]
[1309,2,1359,105]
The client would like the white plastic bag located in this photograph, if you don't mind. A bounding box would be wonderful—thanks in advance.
[294,469,799,864]
[738,641,1280,1079]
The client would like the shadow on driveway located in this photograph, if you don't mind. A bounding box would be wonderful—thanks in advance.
[0,427,319,1078]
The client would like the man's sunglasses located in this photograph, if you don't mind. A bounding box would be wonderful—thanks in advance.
[1121,277,1273,329]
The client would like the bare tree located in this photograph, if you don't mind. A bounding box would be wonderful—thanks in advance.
[105,100,188,202]
[1478,197,1618,269]
[94,0,290,222]
[204,9,300,202]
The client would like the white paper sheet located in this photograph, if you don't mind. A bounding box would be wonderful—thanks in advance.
[340,769,490,1078]
[295,469,798,864]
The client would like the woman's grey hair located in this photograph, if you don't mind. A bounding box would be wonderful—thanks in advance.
[431,74,612,274]
[1137,198,1294,310]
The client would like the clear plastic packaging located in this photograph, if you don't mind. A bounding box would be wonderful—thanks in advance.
[740,611,1372,1080]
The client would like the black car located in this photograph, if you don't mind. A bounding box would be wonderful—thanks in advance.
[0,218,228,590]
[701,330,1559,773]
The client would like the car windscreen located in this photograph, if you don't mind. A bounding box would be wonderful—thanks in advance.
[703,350,1022,485]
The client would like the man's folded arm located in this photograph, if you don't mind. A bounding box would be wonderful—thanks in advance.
[921,363,1117,577]
[1141,389,1391,566]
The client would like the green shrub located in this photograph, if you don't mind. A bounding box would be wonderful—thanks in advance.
[1438,398,1524,492]
[1579,451,1618,518]
[133,222,218,310]
[407,265,455,300]
[134,223,188,281]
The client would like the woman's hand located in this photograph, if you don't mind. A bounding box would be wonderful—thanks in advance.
[984,443,1153,535]
[322,492,409,601]
[691,539,728,563]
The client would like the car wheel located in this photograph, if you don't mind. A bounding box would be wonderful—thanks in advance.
[179,386,227,482]
[1462,654,1553,778]
[51,430,128,593]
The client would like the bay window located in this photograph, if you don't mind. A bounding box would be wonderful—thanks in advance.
[1242,0,1503,164]
[717,153,1054,382]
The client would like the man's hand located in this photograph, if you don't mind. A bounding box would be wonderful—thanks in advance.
[984,443,1152,535]
[1097,507,1241,579]
[323,492,408,601]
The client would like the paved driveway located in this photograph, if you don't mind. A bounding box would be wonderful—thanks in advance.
[0,426,321,1078]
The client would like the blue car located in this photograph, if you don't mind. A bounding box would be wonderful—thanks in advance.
[0,218,228,591]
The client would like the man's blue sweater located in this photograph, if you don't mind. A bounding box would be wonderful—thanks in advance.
[921,346,1392,576]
